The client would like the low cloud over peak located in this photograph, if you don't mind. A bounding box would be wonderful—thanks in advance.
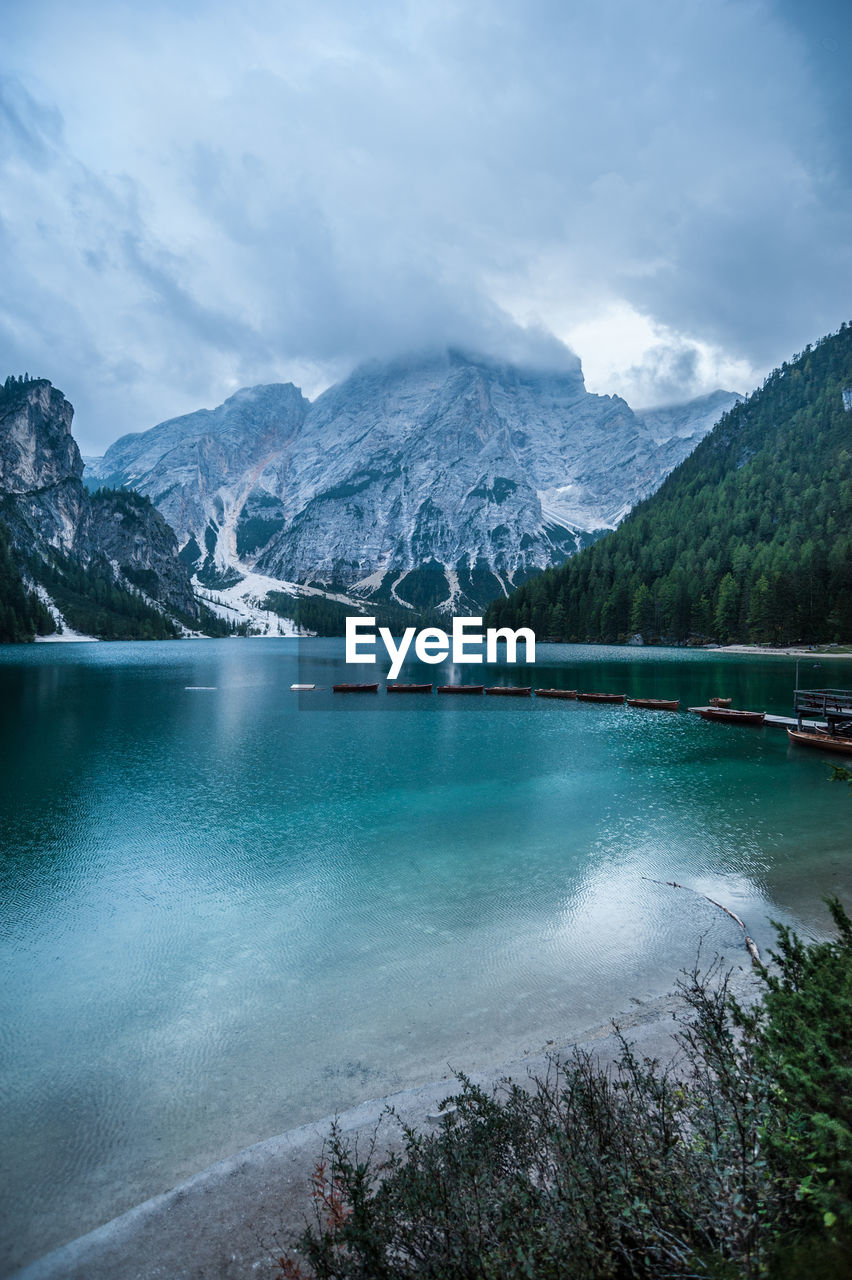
[1,0,850,450]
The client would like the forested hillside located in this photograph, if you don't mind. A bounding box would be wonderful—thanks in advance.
[486,324,852,645]
[0,521,55,642]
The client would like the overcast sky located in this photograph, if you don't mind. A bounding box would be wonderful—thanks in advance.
[2,0,850,453]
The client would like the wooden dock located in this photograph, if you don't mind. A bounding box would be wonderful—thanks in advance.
[688,707,827,730]
[794,689,852,735]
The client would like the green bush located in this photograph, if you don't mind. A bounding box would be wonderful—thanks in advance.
[282,904,852,1279]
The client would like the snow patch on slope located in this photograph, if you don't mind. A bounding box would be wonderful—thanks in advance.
[194,572,302,636]
[193,571,372,636]
[32,585,100,642]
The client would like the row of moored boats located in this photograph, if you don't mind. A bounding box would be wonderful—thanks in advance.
[331,683,677,704]
[325,684,852,755]
[694,698,852,755]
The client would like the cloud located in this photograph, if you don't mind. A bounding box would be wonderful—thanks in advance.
[1,0,850,450]
[624,343,702,409]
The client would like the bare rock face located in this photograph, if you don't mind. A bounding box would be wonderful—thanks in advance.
[0,380,82,492]
[90,383,309,584]
[82,490,199,617]
[0,378,199,622]
[636,389,744,446]
[0,379,85,553]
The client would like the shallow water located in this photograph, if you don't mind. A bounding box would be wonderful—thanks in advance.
[0,639,849,1273]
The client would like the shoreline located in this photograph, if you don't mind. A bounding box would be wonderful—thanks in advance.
[712,643,852,659]
[25,633,852,656]
[15,973,760,1280]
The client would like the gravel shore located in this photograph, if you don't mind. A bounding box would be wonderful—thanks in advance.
[16,970,761,1280]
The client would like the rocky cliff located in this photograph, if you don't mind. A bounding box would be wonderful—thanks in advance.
[0,377,200,634]
[0,378,84,553]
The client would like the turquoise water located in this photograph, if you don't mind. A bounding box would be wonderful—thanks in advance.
[0,639,850,1273]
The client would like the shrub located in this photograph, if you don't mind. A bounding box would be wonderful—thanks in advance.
[281,903,852,1279]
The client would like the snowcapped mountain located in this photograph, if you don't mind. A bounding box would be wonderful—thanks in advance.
[86,350,740,611]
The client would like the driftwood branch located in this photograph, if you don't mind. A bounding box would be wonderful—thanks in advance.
[643,877,761,965]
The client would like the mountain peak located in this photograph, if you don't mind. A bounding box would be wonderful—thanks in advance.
[221,381,306,408]
[86,350,738,611]
[637,389,743,445]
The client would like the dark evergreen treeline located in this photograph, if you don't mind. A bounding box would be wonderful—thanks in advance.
[0,373,45,403]
[263,590,430,636]
[486,324,852,645]
[0,490,236,642]
[0,522,56,642]
[264,592,354,635]
[31,547,237,641]
[88,485,152,513]
[88,488,236,637]
[1,520,234,644]
[31,550,182,640]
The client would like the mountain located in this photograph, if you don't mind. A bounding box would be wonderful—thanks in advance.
[485,324,852,645]
[0,376,214,641]
[635,389,744,446]
[87,350,740,611]
[88,383,309,589]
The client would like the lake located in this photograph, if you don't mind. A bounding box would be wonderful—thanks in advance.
[1,639,849,1274]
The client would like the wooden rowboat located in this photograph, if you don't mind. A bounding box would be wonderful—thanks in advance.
[332,683,379,693]
[577,692,626,703]
[698,707,765,725]
[787,727,852,756]
[709,697,732,707]
[535,689,578,700]
[485,686,532,697]
[386,683,432,693]
[437,685,484,695]
[627,698,679,711]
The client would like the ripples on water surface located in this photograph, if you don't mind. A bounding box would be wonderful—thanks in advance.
[0,639,849,1272]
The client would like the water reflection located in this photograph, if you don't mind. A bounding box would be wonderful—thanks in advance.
[0,640,849,1273]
